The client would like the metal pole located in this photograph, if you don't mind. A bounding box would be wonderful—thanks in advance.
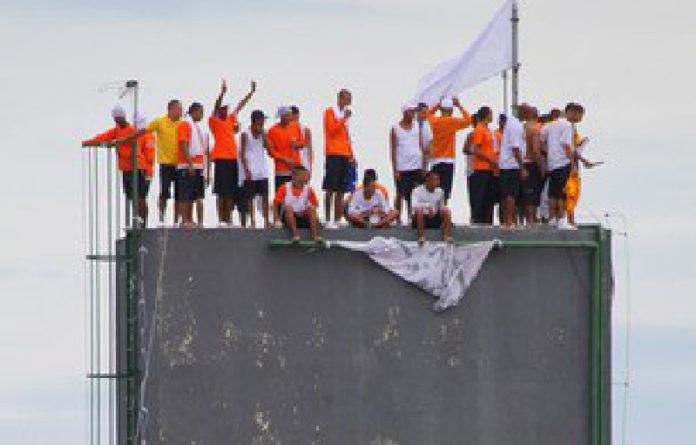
[502,71,509,114]
[129,80,139,230]
[511,1,520,108]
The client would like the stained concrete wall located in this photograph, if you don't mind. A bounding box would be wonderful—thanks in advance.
[124,226,610,445]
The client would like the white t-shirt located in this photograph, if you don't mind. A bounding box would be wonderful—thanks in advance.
[238,128,268,184]
[347,188,391,215]
[500,115,526,170]
[393,122,423,172]
[543,118,574,170]
[410,185,445,215]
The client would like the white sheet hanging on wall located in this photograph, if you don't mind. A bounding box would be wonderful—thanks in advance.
[414,0,516,105]
[334,237,495,311]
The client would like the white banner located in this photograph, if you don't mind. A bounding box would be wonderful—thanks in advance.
[414,0,515,105]
[334,237,495,311]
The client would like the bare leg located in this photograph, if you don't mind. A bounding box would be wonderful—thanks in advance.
[307,207,320,240]
[441,207,453,241]
[503,196,516,228]
[346,214,367,228]
[195,199,204,227]
[249,198,256,228]
[158,197,167,223]
[334,192,344,223]
[261,195,269,228]
[525,204,538,225]
[415,208,425,245]
[394,193,403,225]
[138,198,148,226]
[324,192,333,222]
[284,207,300,240]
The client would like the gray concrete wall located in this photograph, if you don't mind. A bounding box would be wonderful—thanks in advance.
[125,226,610,445]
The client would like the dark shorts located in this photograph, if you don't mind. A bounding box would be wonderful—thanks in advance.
[275,175,292,192]
[521,162,543,206]
[500,169,521,199]
[284,215,311,229]
[490,174,501,204]
[431,162,454,200]
[322,156,352,193]
[122,170,148,200]
[213,160,240,198]
[469,170,495,224]
[396,170,423,202]
[176,169,204,202]
[548,165,571,199]
[159,164,178,200]
[412,213,443,229]
[243,179,269,199]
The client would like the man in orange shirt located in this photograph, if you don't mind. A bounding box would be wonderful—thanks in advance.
[469,106,498,224]
[135,114,156,208]
[82,105,148,225]
[273,166,321,242]
[209,79,256,226]
[267,106,305,192]
[322,89,355,229]
[426,97,472,202]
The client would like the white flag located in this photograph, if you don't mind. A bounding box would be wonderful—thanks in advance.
[334,237,495,311]
[414,0,515,105]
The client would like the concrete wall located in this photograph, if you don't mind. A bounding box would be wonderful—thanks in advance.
[125,226,610,445]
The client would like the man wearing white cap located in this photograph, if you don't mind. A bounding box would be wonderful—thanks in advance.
[267,105,305,192]
[391,103,426,224]
[426,97,472,202]
[82,105,149,225]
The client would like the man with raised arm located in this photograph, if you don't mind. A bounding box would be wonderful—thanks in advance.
[209,79,256,226]
[346,174,399,229]
[82,105,148,225]
[411,170,453,245]
[273,166,321,242]
[322,89,355,229]
[426,97,472,203]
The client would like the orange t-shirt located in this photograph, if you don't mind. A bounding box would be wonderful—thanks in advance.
[82,124,146,172]
[267,122,304,174]
[356,183,389,202]
[208,115,238,160]
[139,133,157,178]
[273,182,319,205]
[427,110,471,159]
[177,122,205,167]
[471,123,495,171]
[323,108,353,157]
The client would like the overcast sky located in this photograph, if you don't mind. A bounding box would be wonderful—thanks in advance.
[1,0,695,444]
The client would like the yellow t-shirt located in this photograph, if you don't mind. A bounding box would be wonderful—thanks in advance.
[146,116,181,165]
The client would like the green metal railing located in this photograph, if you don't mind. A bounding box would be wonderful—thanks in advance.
[84,80,141,445]
[269,226,611,445]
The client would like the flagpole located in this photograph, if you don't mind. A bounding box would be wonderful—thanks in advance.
[511,1,520,108]
[502,71,509,114]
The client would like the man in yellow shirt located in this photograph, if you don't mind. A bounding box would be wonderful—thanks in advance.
[116,99,184,225]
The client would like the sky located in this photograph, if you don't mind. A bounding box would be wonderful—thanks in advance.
[0,0,695,444]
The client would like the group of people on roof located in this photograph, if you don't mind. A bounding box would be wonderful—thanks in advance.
[82,80,599,244]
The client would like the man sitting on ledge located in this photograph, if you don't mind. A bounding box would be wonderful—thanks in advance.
[273,166,321,242]
[411,170,453,245]
[346,174,399,228]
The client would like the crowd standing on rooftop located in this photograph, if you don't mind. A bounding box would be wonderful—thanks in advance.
[82,81,600,243]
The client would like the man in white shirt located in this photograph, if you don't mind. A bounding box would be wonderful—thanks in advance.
[346,175,399,228]
[391,103,426,225]
[499,105,529,228]
[411,170,453,245]
[542,102,584,228]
